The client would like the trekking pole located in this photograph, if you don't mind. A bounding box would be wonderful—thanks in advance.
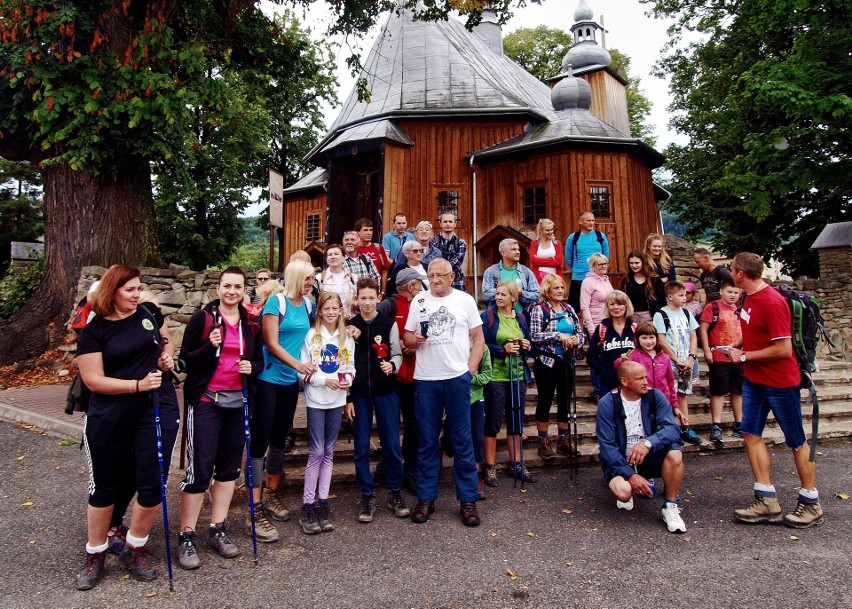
[515,351,526,492]
[508,349,519,489]
[570,353,579,484]
[241,360,259,564]
[151,380,175,592]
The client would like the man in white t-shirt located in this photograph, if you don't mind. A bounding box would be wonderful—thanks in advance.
[595,361,687,534]
[403,259,485,527]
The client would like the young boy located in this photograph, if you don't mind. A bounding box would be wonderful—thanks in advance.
[699,278,744,442]
[345,277,408,522]
[653,281,701,445]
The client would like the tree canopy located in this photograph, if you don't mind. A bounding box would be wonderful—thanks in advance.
[645,0,851,276]
[503,25,656,146]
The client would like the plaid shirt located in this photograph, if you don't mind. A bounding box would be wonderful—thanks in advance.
[343,254,379,284]
[529,300,584,368]
[431,233,467,291]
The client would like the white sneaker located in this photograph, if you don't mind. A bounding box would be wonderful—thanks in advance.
[616,497,634,511]
[662,502,686,533]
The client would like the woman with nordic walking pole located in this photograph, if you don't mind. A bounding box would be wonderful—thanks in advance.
[529,274,584,461]
[174,267,264,570]
[480,281,534,487]
[74,265,180,590]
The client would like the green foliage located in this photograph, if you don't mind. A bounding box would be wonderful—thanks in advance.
[242,217,267,244]
[0,258,43,320]
[227,239,272,271]
[502,26,656,146]
[645,0,851,276]
[0,159,43,276]
[503,25,572,81]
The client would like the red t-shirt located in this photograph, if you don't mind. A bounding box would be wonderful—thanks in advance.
[739,286,800,388]
[700,301,742,362]
[357,243,390,274]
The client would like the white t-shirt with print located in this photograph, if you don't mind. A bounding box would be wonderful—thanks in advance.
[404,289,482,381]
[653,306,698,361]
[623,397,646,452]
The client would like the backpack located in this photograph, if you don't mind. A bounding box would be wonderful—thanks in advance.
[276,293,315,323]
[201,306,263,345]
[67,296,93,344]
[656,308,694,334]
[741,284,833,461]
[569,230,605,264]
[64,373,90,415]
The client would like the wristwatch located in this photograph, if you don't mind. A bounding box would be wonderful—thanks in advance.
[642,439,652,449]
[739,352,747,363]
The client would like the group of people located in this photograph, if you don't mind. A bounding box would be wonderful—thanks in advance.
[72,211,824,590]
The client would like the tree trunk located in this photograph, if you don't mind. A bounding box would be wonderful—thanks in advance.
[0,158,160,365]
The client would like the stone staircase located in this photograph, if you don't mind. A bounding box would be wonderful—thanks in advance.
[276,357,852,486]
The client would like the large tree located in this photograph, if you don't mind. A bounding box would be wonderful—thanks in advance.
[503,25,656,145]
[0,0,534,364]
[645,0,851,275]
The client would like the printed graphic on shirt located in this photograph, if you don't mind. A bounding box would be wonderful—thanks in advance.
[428,306,456,341]
[316,343,341,373]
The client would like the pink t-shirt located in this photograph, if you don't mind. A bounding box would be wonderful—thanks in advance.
[205,317,243,394]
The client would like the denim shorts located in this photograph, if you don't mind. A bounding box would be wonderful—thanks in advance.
[741,379,806,449]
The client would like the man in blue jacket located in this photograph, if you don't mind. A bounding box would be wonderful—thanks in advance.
[596,360,687,534]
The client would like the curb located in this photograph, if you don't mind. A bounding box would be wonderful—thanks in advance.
[0,401,83,440]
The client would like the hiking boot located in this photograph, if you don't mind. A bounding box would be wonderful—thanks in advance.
[509,462,537,483]
[208,522,240,558]
[357,493,376,523]
[177,529,201,570]
[556,434,577,457]
[300,503,321,535]
[283,430,297,453]
[247,505,280,543]
[75,550,106,590]
[387,489,410,518]
[734,494,783,524]
[731,422,743,438]
[477,478,487,501]
[411,499,435,524]
[681,427,702,445]
[119,544,157,582]
[315,499,334,532]
[460,501,481,527]
[709,424,723,443]
[484,464,499,488]
[661,502,687,534]
[538,435,557,460]
[616,497,634,511]
[106,524,128,555]
[262,487,290,522]
[783,500,824,529]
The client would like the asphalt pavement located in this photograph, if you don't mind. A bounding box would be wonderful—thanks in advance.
[2,419,851,609]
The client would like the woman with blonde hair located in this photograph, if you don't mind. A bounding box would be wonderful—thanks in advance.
[529,218,564,282]
[580,252,614,336]
[644,233,676,283]
[587,290,637,395]
[248,259,317,542]
[529,273,584,459]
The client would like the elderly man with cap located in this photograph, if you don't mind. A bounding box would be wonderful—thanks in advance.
[396,221,442,269]
[378,267,426,492]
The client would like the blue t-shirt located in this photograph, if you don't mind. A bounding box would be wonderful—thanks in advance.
[258,295,311,385]
[553,312,575,357]
[566,231,610,280]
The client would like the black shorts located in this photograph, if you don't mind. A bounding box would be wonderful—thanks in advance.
[709,362,743,397]
[180,401,245,494]
[636,444,677,481]
[568,280,583,313]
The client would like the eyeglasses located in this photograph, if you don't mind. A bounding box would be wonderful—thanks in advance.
[596,263,609,267]
[410,248,424,253]
[427,272,452,279]
[257,277,269,282]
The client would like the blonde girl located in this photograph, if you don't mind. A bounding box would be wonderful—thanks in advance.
[644,233,676,283]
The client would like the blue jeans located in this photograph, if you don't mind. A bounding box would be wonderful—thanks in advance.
[415,372,479,503]
[471,399,485,464]
[352,392,404,495]
[741,379,806,449]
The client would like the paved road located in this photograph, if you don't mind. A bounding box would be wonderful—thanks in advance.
[2,419,851,609]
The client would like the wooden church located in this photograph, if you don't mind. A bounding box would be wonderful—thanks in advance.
[280,0,666,295]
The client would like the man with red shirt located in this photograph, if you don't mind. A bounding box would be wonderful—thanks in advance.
[729,253,822,529]
[354,218,392,295]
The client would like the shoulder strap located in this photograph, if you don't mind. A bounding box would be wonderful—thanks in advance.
[570,231,580,262]
[201,310,214,341]
[595,230,604,249]
[707,301,721,334]
[276,292,287,317]
[658,309,671,333]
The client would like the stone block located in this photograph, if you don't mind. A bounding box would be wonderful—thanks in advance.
[157,287,187,306]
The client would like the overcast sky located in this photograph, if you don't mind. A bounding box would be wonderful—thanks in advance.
[249,0,684,214]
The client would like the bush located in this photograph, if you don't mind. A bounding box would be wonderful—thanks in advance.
[0,258,43,320]
[227,240,271,271]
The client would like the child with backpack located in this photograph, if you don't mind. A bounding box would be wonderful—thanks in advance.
[699,278,743,442]
[298,292,356,534]
[627,322,680,419]
[653,281,701,445]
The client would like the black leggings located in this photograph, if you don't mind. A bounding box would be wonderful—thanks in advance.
[533,358,574,424]
[250,379,299,462]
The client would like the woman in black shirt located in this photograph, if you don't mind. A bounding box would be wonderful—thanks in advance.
[621,249,666,324]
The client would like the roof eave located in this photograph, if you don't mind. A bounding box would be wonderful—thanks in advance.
[472,135,666,168]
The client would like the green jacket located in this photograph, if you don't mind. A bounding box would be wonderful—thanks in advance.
[471,346,492,404]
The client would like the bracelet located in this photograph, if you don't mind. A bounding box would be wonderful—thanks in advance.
[135,379,140,393]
